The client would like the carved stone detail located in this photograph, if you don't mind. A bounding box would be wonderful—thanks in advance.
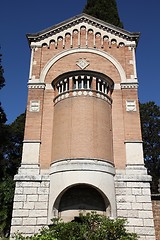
[30,100,40,112]
[76,58,90,69]
[121,83,138,89]
[126,100,136,112]
[28,83,46,89]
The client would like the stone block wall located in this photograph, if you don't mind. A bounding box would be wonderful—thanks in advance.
[115,166,155,240]
[10,166,50,237]
[11,165,156,239]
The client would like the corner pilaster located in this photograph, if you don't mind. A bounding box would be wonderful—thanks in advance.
[115,167,155,239]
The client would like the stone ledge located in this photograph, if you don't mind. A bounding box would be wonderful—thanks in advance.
[125,166,148,175]
[50,158,115,175]
[14,175,50,182]
[23,140,41,143]
[115,174,152,182]
[14,175,42,181]
[18,165,40,175]
[116,165,149,177]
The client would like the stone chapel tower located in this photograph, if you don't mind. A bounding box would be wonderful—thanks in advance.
[11,14,155,239]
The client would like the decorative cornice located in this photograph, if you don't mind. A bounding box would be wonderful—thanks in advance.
[115,174,152,182]
[120,82,138,89]
[54,89,112,105]
[26,13,140,47]
[124,140,143,143]
[28,82,46,89]
[23,140,41,143]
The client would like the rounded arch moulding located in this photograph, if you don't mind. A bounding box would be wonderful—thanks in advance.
[39,48,127,84]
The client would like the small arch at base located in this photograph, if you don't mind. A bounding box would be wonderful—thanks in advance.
[52,184,111,222]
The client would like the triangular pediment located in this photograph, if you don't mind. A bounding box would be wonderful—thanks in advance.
[27,13,140,48]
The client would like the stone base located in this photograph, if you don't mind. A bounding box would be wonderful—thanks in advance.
[49,158,116,222]
[11,164,156,239]
[115,165,155,240]
[10,165,50,237]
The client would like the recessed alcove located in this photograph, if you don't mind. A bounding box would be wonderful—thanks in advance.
[53,184,111,222]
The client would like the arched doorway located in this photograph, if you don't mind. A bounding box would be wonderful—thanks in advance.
[54,184,111,222]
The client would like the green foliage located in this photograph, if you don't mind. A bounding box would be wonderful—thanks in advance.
[0,176,15,237]
[0,51,7,140]
[0,52,5,90]
[0,103,7,126]
[83,0,123,28]
[14,212,138,240]
[5,113,26,177]
[140,101,160,193]
[0,43,26,238]
[0,113,25,237]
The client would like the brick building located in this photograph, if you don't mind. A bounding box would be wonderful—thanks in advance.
[11,14,155,239]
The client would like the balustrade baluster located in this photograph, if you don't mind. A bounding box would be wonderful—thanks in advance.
[81,76,84,89]
[102,82,104,93]
[61,81,64,93]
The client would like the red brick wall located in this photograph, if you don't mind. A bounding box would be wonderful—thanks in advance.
[26,26,141,169]
[152,198,160,240]
[52,96,113,163]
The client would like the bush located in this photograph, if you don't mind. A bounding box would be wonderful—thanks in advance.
[14,212,138,240]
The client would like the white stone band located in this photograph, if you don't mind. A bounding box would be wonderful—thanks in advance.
[50,158,115,175]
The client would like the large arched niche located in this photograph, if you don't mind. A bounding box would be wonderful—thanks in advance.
[52,184,111,222]
[39,48,126,84]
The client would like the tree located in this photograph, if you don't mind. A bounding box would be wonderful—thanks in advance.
[0,52,6,138]
[83,0,123,28]
[5,113,26,177]
[0,49,26,237]
[0,50,7,180]
[0,52,7,139]
[0,112,25,237]
[140,102,160,193]
[0,175,15,237]
[14,212,138,240]
[0,53,5,90]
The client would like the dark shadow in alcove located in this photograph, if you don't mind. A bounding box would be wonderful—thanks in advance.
[59,184,107,212]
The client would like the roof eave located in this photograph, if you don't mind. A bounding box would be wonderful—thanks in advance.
[26,13,140,46]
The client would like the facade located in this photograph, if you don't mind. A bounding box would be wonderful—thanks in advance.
[11,14,155,239]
